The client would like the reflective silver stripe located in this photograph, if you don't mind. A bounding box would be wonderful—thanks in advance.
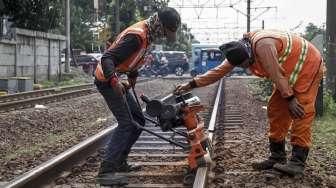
[128,48,146,69]
[131,28,144,32]
[278,32,292,64]
[289,38,308,86]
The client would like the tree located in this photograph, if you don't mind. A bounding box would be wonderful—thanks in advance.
[68,0,109,52]
[303,23,325,41]
[70,2,94,52]
[303,23,327,115]
[1,0,194,54]
[159,23,195,56]
[136,0,169,18]
[98,0,171,48]
[0,0,63,32]
[71,0,173,52]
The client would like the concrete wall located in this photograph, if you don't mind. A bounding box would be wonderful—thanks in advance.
[0,28,66,82]
[0,39,15,76]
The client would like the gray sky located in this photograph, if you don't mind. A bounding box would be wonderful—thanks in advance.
[168,0,326,43]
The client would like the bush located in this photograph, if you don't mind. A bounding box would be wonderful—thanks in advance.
[248,78,273,102]
[314,93,336,158]
[39,67,93,89]
[324,90,336,116]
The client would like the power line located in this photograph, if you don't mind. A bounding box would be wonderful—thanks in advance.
[190,26,245,30]
[182,17,231,21]
[169,0,278,42]
[170,0,236,8]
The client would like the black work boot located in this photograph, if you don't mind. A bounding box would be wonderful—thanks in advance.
[96,161,128,186]
[273,145,309,176]
[116,160,142,172]
[252,139,287,170]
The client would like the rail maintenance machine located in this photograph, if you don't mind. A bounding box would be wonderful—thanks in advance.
[132,92,213,185]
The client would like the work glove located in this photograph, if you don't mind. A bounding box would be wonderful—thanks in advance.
[127,71,138,88]
[109,74,125,96]
[288,96,305,119]
[120,80,131,90]
[174,82,192,95]
[128,77,137,88]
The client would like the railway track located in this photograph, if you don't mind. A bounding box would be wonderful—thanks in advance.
[207,79,248,187]
[3,79,225,188]
[0,83,94,103]
[0,78,151,113]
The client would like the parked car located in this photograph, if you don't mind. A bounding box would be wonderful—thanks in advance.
[60,53,72,64]
[139,53,169,77]
[87,53,103,61]
[151,51,189,76]
[190,48,223,77]
[71,54,98,75]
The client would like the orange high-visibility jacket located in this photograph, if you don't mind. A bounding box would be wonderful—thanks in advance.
[248,30,322,93]
[95,21,149,81]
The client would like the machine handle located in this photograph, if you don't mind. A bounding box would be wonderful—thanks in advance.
[140,94,151,103]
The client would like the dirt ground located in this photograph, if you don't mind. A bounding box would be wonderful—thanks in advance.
[211,77,336,188]
[0,78,187,182]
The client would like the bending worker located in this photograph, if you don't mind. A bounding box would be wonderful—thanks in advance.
[94,7,181,185]
[175,30,323,176]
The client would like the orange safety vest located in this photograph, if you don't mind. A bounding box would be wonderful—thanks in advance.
[95,21,149,81]
[247,30,322,93]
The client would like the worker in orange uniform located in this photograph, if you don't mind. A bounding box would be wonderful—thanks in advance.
[174,30,323,176]
[105,37,114,50]
[94,7,180,186]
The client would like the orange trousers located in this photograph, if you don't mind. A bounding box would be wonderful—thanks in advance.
[267,65,323,148]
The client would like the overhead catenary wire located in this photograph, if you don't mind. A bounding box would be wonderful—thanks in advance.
[169,0,278,43]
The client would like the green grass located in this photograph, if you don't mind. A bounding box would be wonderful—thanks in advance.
[313,114,336,158]
[39,68,93,89]
[248,78,273,102]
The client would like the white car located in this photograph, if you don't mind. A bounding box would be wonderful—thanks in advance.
[88,53,103,61]
[61,53,72,63]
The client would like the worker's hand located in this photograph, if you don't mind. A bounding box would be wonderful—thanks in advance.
[174,83,192,95]
[128,77,137,88]
[120,80,131,90]
[109,75,126,96]
[288,97,305,119]
[111,81,126,96]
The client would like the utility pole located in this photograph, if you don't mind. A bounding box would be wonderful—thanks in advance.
[326,0,336,99]
[247,0,251,32]
[230,2,275,33]
[115,0,120,34]
[93,0,99,53]
[65,0,71,73]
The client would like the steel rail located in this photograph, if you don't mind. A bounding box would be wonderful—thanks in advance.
[0,88,96,112]
[0,78,152,104]
[4,80,220,188]
[0,83,93,103]
[193,78,224,188]
[0,78,152,112]
[3,94,175,188]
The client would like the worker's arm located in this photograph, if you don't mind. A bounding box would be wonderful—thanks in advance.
[255,38,294,98]
[101,34,141,79]
[174,60,234,94]
[192,59,234,87]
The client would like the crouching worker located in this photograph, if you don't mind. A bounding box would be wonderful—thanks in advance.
[174,30,323,176]
[94,7,181,186]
